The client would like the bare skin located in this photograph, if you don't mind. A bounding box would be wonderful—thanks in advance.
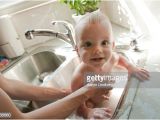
[0,75,70,101]
[72,17,150,118]
[0,82,114,119]
[0,74,112,119]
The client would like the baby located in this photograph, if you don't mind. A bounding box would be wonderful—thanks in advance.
[71,11,149,119]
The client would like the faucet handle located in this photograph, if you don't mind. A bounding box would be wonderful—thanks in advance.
[25,30,34,39]
[52,20,75,47]
[51,20,73,32]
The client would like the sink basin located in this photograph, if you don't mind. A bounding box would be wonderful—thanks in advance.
[34,51,129,119]
[2,48,131,116]
[3,51,66,85]
[2,50,66,112]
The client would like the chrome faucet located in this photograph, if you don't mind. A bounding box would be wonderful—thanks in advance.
[130,33,144,52]
[25,20,75,47]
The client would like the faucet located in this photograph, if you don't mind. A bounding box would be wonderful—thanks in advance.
[130,33,144,52]
[25,20,75,48]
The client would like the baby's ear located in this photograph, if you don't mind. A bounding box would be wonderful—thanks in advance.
[112,41,115,49]
[75,45,78,52]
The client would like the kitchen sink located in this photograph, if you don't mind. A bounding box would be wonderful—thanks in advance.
[1,46,136,117]
[2,49,66,112]
[33,51,130,119]
[3,51,66,85]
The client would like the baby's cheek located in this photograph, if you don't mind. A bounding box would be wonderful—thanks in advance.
[80,52,89,63]
[105,51,112,59]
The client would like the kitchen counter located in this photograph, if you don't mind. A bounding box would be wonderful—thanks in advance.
[0,54,26,73]
[111,23,160,119]
[128,62,160,119]
[116,40,160,119]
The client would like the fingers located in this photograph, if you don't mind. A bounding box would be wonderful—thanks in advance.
[140,68,150,77]
[102,107,112,113]
[102,95,109,100]
[102,108,112,118]
[140,68,149,73]
[134,69,150,81]
[131,67,150,81]
[92,108,112,119]
[93,112,111,119]
[134,73,146,81]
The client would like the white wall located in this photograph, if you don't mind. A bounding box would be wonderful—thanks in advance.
[100,1,130,29]
[0,0,131,49]
[10,1,74,48]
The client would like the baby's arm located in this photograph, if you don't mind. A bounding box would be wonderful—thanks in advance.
[117,54,149,81]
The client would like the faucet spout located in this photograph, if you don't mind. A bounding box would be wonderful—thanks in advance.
[25,29,58,39]
[25,21,75,48]
[25,29,68,41]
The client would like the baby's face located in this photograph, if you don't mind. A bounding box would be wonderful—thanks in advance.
[76,22,114,68]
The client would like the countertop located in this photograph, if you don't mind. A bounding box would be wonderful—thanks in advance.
[112,23,160,119]
[115,37,160,119]
[128,62,160,119]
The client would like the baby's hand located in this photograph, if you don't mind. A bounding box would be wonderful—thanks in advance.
[129,65,150,81]
[99,90,110,102]
[102,94,110,100]
[85,87,112,107]
[102,90,111,100]
[87,107,112,119]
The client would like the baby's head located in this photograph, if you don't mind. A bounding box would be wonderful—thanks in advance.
[75,11,114,67]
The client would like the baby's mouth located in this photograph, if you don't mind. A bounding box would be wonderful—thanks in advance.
[90,57,105,62]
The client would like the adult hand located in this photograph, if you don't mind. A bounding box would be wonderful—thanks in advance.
[87,107,112,119]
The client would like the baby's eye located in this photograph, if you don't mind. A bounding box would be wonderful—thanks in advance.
[83,41,92,48]
[101,40,111,46]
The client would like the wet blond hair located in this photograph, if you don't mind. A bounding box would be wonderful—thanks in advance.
[75,10,113,45]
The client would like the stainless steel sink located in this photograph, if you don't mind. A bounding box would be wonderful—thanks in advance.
[2,50,66,112]
[1,47,134,116]
[35,51,130,119]
[3,51,66,85]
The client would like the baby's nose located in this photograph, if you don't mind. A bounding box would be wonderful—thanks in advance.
[93,45,103,54]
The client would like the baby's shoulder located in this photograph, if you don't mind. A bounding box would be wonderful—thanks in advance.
[112,52,119,59]
[74,62,93,74]
[113,65,128,72]
[71,63,88,90]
